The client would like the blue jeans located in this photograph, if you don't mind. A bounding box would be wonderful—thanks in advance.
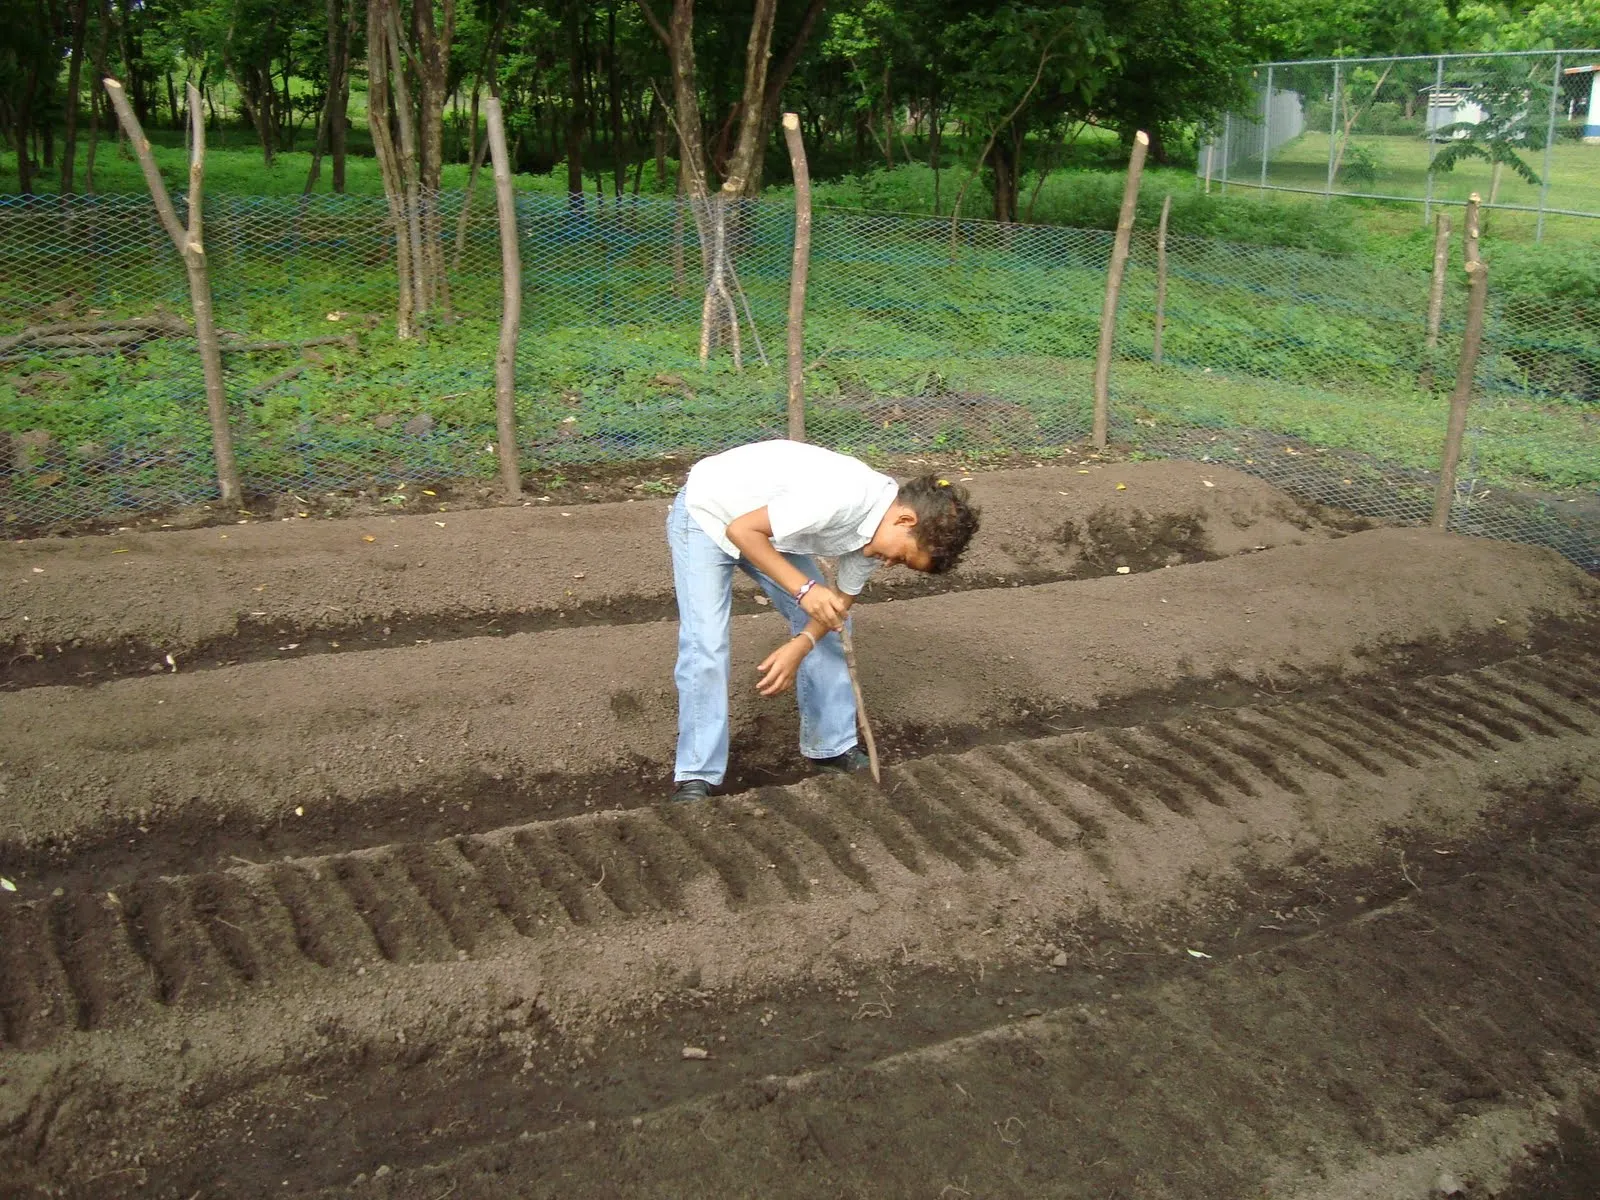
[667,492,857,785]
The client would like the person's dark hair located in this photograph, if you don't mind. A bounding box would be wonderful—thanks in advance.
[899,474,980,574]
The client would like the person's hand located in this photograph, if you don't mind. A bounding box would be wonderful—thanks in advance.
[757,637,810,696]
[798,583,849,630]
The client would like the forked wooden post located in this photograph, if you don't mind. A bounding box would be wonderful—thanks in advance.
[1419,212,1451,391]
[485,96,523,501]
[1152,193,1172,367]
[1092,131,1149,449]
[1433,194,1487,530]
[103,78,241,505]
[781,112,812,443]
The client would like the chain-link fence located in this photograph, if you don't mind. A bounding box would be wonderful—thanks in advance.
[2,187,1596,567]
[1200,50,1600,240]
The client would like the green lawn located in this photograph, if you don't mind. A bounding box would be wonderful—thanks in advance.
[1226,129,1600,242]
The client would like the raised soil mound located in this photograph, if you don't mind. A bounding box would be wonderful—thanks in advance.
[2,464,1599,1197]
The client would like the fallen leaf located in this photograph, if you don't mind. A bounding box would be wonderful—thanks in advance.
[1201,480,1215,488]
[294,806,304,817]
[362,535,377,543]
[1116,566,1131,575]
[1187,949,1212,959]
[573,572,586,579]
[0,877,15,893]
[32,567,43,574]
[111,548,130,554]
[435,521,446,527]
[1077,470,1090,475]
[279,643,300,650]
[1115,483,1127,491]
[681,1046,710,1060]
[422,489,436,496]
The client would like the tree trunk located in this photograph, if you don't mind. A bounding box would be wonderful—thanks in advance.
[384,3,430,316]
[565,7,586,205]
[165,70,178,129]
[744,0,825,195]
[14,62,39,194]
[929,85,941,213]
[882,65,893,168]
[60,0,90,193]
[718,0,777,198]
[366,0,417,338]
[607,2,624,198]
[413,0,455,317]
[990,134,1019,224]
[652,88,667,188]
[84,0,111,192]
[304,0,352,194]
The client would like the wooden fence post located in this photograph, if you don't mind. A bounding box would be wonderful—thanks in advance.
[781,112,812,443]
[1419,212,1450,391]
[104,78,242,506]
[485,96,523,501]
[1432,194,1487,530]
[1152,193,1172,368]
[1092,131,1148,450]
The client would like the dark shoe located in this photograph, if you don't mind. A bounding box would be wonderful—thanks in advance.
[808,746,871,775]
[671,778,711,803]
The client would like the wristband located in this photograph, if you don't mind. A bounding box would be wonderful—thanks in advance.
[794,579,817,604]
[797,630,818,651]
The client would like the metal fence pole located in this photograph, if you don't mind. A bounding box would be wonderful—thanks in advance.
[1325,61,1341,199]
[1220,114,1231,194]
[1424,56,1444,226]
[1536,53,1563,243]
[1259,66,1273,196]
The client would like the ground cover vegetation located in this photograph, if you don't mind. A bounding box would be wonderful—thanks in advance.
[0,0,1595,531]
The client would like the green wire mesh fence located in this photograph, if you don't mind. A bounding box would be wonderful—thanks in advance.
[1,190,1595,566]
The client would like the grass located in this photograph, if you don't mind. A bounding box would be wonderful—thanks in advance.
[1,133,1594,534]
[2,191,1593,535]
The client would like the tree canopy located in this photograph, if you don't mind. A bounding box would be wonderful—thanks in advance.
[2,0,1591,220]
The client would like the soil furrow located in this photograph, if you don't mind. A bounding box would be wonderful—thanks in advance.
[1258,703,1391,775]
[1304,697,1431,766]
[4,530,1594,891]
[507,827,617,925]
[1,462,1339,689]
[1503,657,1600,714]
[1103,726,1230,807]
[1412,679,1529,742]
[9,654,1591,1047]
[1142,721,1263,795]
[935,753,1086,852]
[1430,674,1565,738]
[36,765,1600,1200]
[980,744,1117,844]
[1084,730,1194,815]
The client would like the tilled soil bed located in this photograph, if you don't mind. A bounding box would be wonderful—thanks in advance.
[2,462,1599,1199]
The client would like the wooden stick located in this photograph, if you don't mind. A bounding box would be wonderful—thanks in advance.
[1153,193,1171,368]
[820,559,880,785]
[1433,194,1487,530]
[104,77,242,505]
[781,112,812,442]
[485,96,523,501]
[838,624,880,785]
[1419,212,1451,391]
[0,315,189,354]
[1093,131,1148,449]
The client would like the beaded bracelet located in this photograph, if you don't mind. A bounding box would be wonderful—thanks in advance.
[794,579,817,604]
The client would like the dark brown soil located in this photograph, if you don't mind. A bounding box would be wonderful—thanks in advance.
[1,465,1597,1199]
[2,460,1339,687]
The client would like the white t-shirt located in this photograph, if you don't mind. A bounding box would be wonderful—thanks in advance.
[683,440,898,595]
